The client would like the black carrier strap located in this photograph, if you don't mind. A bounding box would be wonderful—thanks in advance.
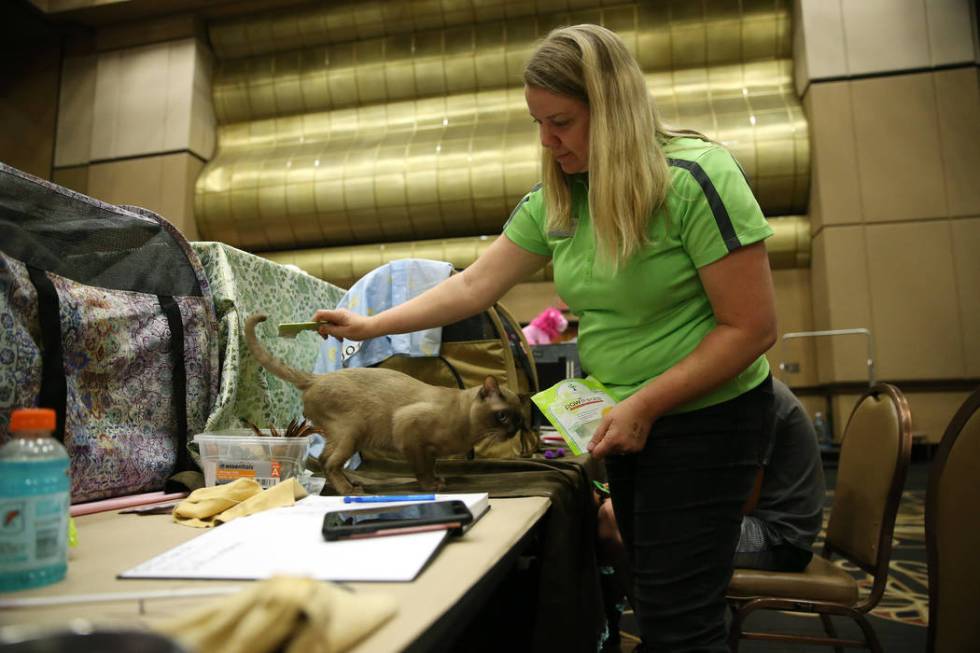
[159,295,192,473]
[436,355,466,389]
[26,265,67,442]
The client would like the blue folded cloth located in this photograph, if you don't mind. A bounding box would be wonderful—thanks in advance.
[314,259,453,372]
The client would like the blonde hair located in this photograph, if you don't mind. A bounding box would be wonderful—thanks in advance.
[523,24,700,267]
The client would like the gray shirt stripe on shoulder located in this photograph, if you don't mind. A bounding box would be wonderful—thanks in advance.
[502,182,542,231]
[667,157,741,252]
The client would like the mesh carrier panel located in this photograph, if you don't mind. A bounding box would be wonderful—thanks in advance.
[0,163,202,297]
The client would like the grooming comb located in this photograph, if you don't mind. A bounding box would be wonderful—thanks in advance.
[277,321,330,338]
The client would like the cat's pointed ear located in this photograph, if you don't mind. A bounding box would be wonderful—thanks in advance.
[479,375,500,399]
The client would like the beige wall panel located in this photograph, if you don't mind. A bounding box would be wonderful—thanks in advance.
[905,390,974,444]
[824,387,975,446]
[796,0,975,85]
[850,74,948,223]
[951,217,980,376]
[51,166,90,195]
[55,54,97,169]
[88,155,162,209]
[924,0,979,66]
[809,230,831,375]
[865,221,964,380]
[89,39,209,163]
[791,1,809,98]
[801,90,820,228]
[804,82,862,232]
[975,1,980,63]
[91,47,152,159]
[86,153,201,240]
[810,226,875,383]
[831,392,863,442]
[934,68,980,218]
[161,41,196,155]
[160,153,203,240]
[840,0,931,76]
[828,389,964,445]
[793,0,846,92]
[183,155,206,241]
[190,43,216,161]
[801,385,969,444]
[767,268,819,387]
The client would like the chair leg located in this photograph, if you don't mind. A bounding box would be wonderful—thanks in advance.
[727,602,745,652]
[819,614,844,653]
[852,613,884,653]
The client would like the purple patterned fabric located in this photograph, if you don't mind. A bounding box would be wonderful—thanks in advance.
[52,273,213,501]
[0,254,215,502]
[0,163,219,503]
[0,253,43,432]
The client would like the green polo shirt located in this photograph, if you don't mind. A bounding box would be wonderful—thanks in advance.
[504,137,773,413]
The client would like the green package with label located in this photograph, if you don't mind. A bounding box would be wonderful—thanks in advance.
[531,377,618,455]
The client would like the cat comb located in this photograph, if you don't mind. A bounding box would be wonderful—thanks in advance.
[277,321,331,338]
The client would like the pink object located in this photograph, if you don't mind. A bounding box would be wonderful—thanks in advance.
[522,307,569,345]
[70,491,189,517]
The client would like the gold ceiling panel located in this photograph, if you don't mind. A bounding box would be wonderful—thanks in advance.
[212,2,791,125]
[209,0,790,62]
[197,61,806,249]
[198,0,808,265]
[259,216,808,290]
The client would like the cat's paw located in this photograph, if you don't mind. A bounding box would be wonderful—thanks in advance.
[328,475,358,495]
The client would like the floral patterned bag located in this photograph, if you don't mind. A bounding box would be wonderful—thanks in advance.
[0,163,219,503]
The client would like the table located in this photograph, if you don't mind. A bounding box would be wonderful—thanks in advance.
[0,496,551,653]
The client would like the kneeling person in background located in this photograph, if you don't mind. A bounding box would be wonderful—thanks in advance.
[732,377,827,571]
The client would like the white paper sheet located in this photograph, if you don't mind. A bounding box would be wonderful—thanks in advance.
[119,493,489,582]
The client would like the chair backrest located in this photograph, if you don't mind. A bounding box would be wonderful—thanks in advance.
[926,386,980,653]
[825,383,911,604]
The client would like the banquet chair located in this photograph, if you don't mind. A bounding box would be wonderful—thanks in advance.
[727,383,912,652]
[925,386,980,652]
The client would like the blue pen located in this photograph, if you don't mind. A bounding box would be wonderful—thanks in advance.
[343,494,436,504]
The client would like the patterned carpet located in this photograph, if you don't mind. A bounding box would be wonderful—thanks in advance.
[613,462,931,652]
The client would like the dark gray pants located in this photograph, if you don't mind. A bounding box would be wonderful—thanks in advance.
[605,377,774,652]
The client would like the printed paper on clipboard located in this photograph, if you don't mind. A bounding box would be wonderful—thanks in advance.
[531,377,618,456]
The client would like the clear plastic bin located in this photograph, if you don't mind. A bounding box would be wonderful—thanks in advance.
[193,431,311,489]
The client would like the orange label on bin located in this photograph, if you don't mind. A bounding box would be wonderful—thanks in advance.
[216,465,257,482]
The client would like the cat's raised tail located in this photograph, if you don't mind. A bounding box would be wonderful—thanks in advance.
[244,313,317,390]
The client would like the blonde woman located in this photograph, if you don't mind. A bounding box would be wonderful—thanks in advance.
[315,24,777,650]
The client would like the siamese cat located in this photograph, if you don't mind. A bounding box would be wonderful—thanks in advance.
[244,313,527,494]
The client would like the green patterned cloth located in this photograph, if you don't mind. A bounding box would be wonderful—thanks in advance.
[191,242,346,432]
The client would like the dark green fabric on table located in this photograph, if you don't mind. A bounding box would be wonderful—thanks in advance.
[329,455,606,653]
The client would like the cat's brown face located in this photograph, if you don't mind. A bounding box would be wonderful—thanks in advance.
[473,379,528,442]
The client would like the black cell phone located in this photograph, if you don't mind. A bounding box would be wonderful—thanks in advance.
[321,500,474,541]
